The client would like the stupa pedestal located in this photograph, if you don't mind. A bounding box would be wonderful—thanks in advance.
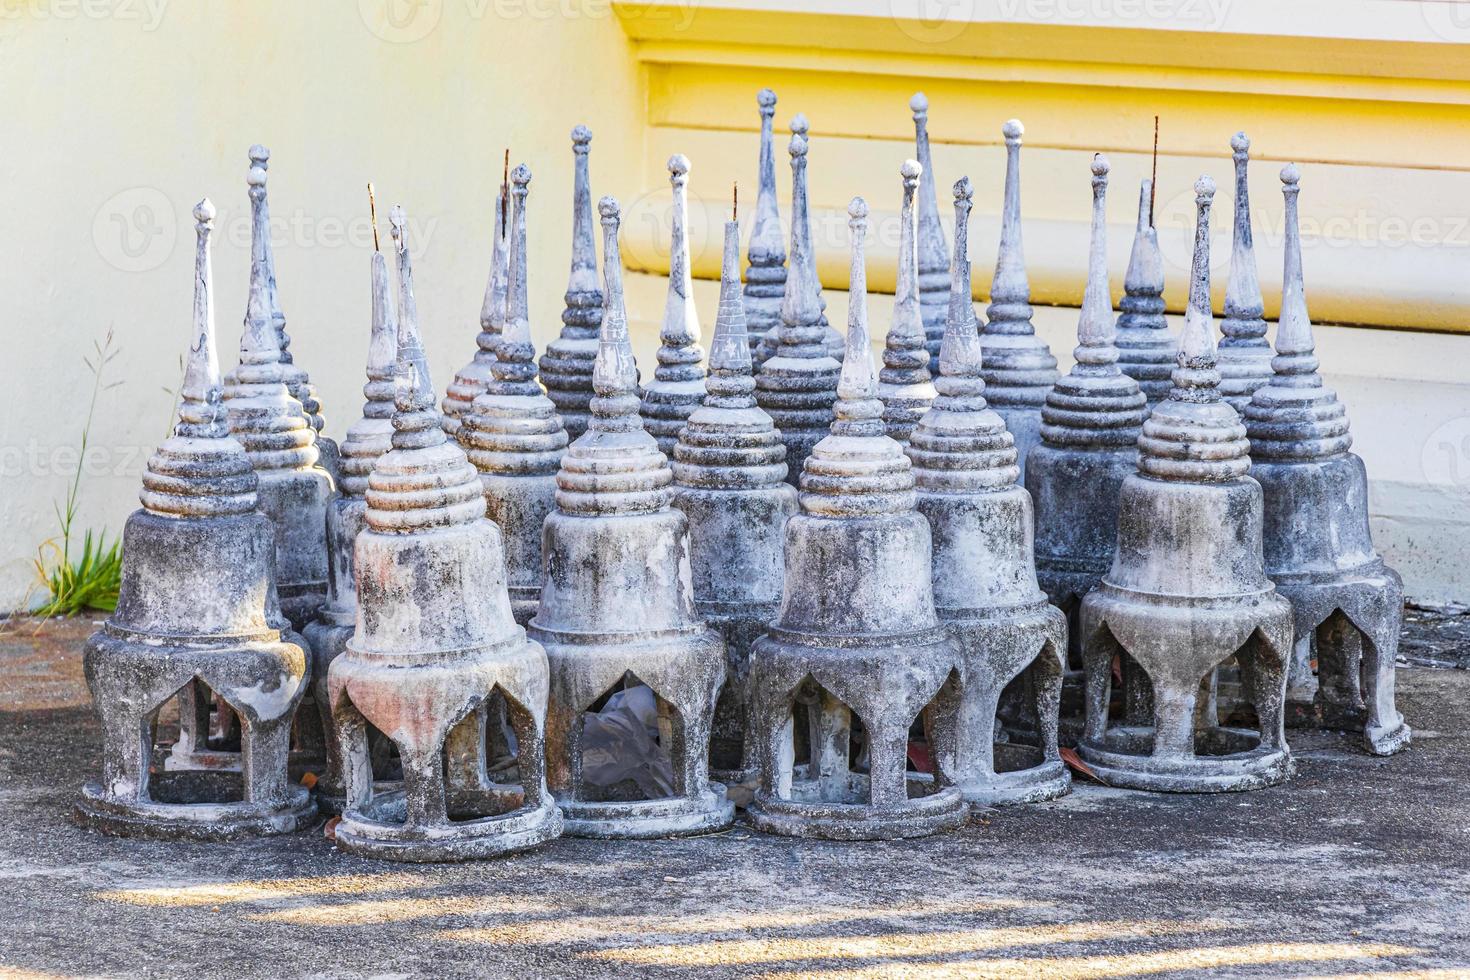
[745,88,787,365]
[877,159,937,445]
[746,197,967,841]
[460,165,570,626]
[1115,178,1174,407]
[76,201,314,840]
[1027,156,1148,739]
[1244,165,1409,757]
[979,120,1058,481]
[910,177,1068,807]
[538,125,603,440]
[530,197,733,839]
[327,207,562,862]
[672,211,799,784]
[1078,177,1294,793]
[641,154,707,456]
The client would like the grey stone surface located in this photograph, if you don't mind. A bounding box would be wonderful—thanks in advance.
[672,214,799,784]
[459,165,570,628]
[1244,163,1409,757]
[76,200,315,841]
[1218,132,1274,416]
[909,177,1069,809]
[538,125,603,441]
[980,120,1059,483]
[1115,177,1175,406]
[754,128,843,487]
[1078,176,1296,794]
[301,211,401,816]
[441,170,509,437]
[326,206,562,863]
[1027,155,1148,733]
[755,114,845,366]
[745,197,967,842]
[909,92,949,373]
[223,158,333,634]
[744,88,786,364]
[641,153,707,457]
[877,159,937,446]
[529,197,733,840]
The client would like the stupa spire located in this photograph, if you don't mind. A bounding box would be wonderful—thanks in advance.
[1218,131,1272,414]
[140,199,258,520]
[338,210,400,498]
[442,164,511,434]
[877,158,936,444]
[1115,177,1173,404]
[978,119,1058,478]
[745,88,787,361]
[910,92,950,371]
[538,125,604,439]
[641,153,707,456]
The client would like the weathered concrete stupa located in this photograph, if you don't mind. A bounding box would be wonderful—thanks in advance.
[234,145,339,483]
[641,154,708,456]
[529,197,733,839]
[910,93,950,373]
[76,200,315,840]
[1115,178,1174,406]
[538,125,603,440]
[744,88,787,363]
[327,206,562,863]
[877,159,937,445]
[442,173,509,437]
[671,209,799,783]
[459,165,570,627]
[302,200,400,815]
[224,161,333,633]
[745,197,967,841]
[1077,176,1295,793]
[1218,132,1273,415]
[1028,156,1148,669]
[980,120,1059,481]
[909,177,1069,807]
[1243,164,1409,757]
[755,129,842,485]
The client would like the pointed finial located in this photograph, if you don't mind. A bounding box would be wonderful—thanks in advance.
[389,204,435,423]
[778,132,821,334]
[988,118,1032,327]
[503,164,533,351]
[938,177,982,386]
[1075,154,1116,361]
[241,165,280,361]
[478,170,511,333]
[707,216,754,395]
[248,144,289,357]
[1116,175,1171,402]
[565,124,600,307]
[1173,175,1221,399]
[1224,130,1263,326]
[1275,163,1313,362]
[835,197,880,421]
[879,157,934,441]
[593,196,639,413]
[790,113,808,137]
[659,153,700,353]
[911,91,949,367]
[180,199,224,435]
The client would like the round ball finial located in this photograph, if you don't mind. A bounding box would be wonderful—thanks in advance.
[848,196,869,221]
[1091,152,1110,177]
[1194,174,1216,201]
[598,195,620,222]
[909,91,928,115]
[194,198,216,223]
[571,124,592,145]
[789,133,808,158]
[1280,162,1301,186]
[1002,118,1024,141]
[248,144,270,165]
[757,87,776,109]
[790,113,809,136]
[901,158,923,181]
[247,166,267,188]
[667,153,690,176]
[1231,131,1250,154]
[511,163,532,187]
[953,176,973,201]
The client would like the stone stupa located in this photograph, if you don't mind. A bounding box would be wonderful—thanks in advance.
[1218,132,1273,415]
[529,196,733,839]
[327,205,563,863]
[877,158,937,445]
[76,199,314,840]
[442,164,509,437]
[1114,177,1175,406]
[910,93,950,373]
[909,176,1070,807]
[1243,164,1409,757]
[744,88,787,364]
[745,196,967,841]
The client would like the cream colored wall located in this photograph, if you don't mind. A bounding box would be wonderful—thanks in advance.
[0,1,645,610]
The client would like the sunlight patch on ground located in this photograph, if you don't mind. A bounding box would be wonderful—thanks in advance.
[94,873,426,907]
[248,895,557,926]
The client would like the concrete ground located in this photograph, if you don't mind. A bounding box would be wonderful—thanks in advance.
[1,615,1468,980]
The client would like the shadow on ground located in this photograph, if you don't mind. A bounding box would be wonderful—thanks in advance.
[0,616,1467,978]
